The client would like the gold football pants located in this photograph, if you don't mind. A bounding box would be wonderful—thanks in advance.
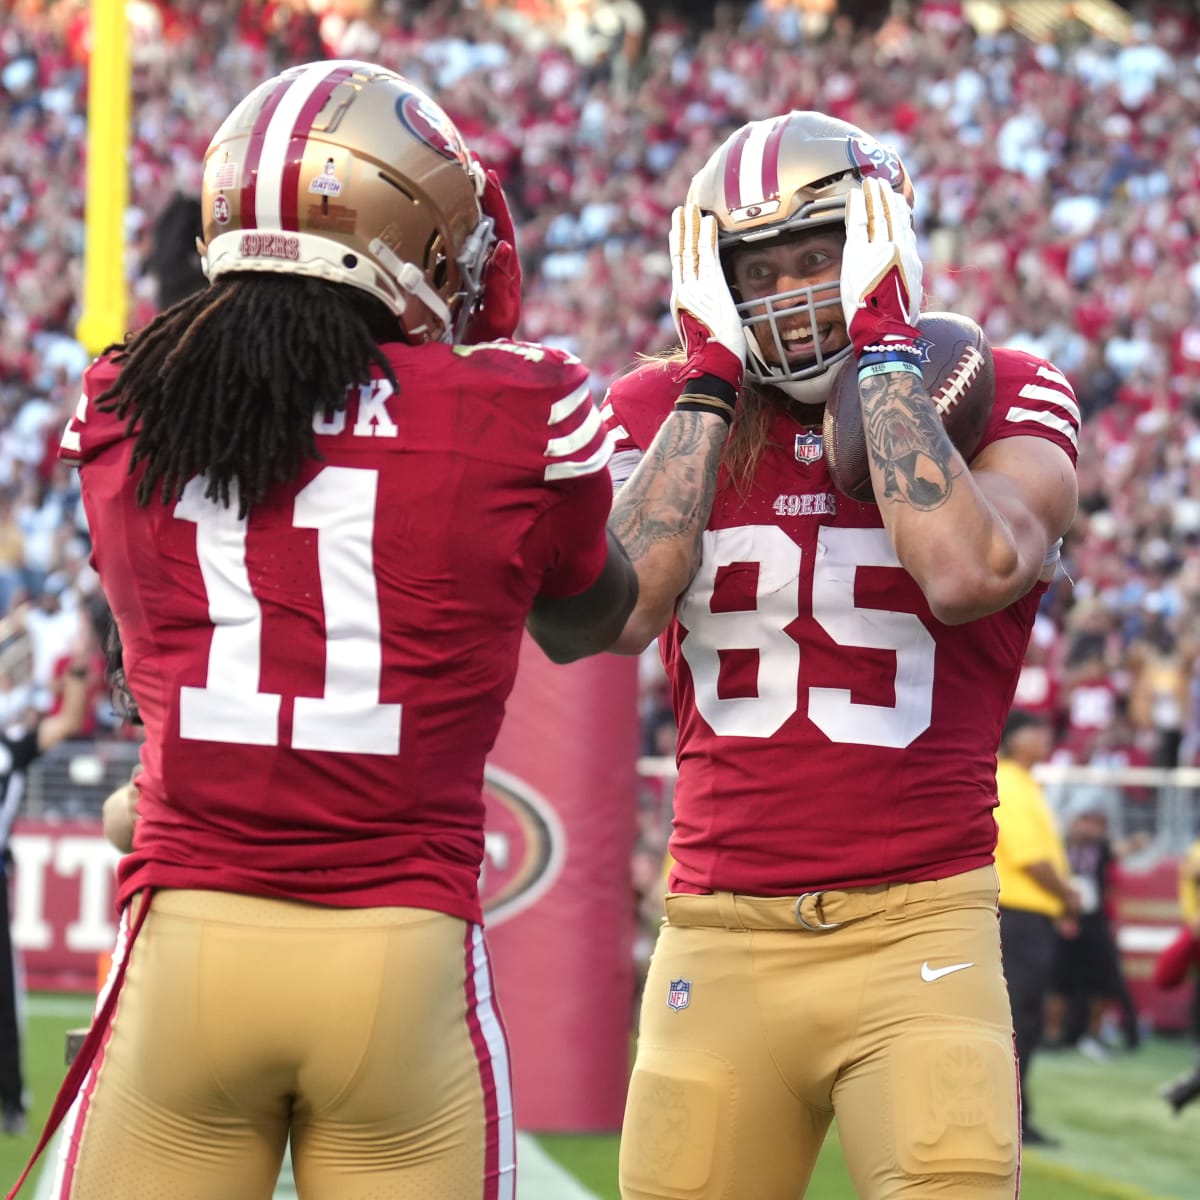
[47,889,516,1200]
[620,866,1019,1200]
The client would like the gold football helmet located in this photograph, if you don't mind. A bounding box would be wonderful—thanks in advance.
[199,60,494,344]
[688,111,914,401]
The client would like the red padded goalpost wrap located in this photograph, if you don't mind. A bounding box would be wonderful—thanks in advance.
[482,635,639,1132]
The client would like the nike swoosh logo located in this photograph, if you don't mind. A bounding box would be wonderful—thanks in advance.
[921,961,975,982]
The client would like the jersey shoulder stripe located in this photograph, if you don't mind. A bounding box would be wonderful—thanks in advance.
[1000,362,1080,448]
[384,338,606,479]
[59,389,89,462]
[545,381,614,481]
[60,356,125,466]
[985,348,1080,464]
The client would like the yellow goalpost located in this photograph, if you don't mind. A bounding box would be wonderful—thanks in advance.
[75,0,130,356]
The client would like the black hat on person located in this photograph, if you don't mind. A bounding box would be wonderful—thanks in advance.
[1001,708,1048,744]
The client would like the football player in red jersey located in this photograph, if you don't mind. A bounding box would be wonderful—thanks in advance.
[604,112,1080,1199]
[12,62,636,1200]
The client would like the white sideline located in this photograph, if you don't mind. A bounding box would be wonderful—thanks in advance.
[516,1133,605,1200]
[33,1131,602,1199]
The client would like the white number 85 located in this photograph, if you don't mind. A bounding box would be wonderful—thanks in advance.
[678,525,935,747]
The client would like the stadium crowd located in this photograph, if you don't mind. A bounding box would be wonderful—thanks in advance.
[0,0,1199,788]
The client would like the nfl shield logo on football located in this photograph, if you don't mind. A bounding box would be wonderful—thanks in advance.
[667,978,691,1011]
[794,432,823,465]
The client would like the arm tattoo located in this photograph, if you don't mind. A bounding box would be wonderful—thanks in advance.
[859,372,960,510]
[609,412,726,569]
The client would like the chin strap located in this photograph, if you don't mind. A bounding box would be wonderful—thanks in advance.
[369,243,454,341]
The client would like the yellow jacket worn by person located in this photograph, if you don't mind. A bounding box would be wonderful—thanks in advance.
[994,758,1070,917]
[1180,839,1200,923]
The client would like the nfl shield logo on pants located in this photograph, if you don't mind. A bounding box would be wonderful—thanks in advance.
[794,431,823,465]
[667,978,691,1011]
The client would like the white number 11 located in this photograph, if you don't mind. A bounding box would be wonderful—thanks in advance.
[175,467,401,756]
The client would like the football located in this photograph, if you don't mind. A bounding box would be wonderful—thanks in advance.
[822,311,996,504]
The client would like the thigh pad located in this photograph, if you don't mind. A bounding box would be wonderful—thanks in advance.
[620,1047,730,1198]
[888,1022,1019,1181]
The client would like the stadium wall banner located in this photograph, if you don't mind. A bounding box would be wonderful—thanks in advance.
[10,636,640,1132]
[483,636,640,1133]
[1112,858,1195,1033]
[9,827,121,991]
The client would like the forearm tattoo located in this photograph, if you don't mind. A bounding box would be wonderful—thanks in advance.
[609,412,726,568]
[859,371,959,510]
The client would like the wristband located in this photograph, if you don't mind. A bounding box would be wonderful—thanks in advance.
[856,350,922,368]
[857,342,923,367]
[856,339,923,361]
[674,395,735,425]
[678,372,738,409]
[857,360,923,380]
[672,372,739,426]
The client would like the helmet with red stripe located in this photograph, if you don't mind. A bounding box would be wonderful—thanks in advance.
[199,60,494,344]
[688,111,914,402]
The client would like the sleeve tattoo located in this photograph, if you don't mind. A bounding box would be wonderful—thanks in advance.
[608,412,726,570]
[859,372,960,510]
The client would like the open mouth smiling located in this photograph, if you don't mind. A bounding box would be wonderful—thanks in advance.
[779,321,835,362]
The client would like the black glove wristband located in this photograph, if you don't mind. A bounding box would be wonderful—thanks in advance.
[673,372,739,426]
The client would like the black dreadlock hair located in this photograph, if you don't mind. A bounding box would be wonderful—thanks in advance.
[96,273,401,517]
[103,617,140,727]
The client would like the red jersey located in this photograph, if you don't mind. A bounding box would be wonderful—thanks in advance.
[604,346,1080,895]
[62,340,614,923]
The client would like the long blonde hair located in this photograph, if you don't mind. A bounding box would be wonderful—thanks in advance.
[644,350,812,499]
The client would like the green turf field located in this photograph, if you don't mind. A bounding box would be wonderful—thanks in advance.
[4,996,1197,1198]
[0,994,93,1194]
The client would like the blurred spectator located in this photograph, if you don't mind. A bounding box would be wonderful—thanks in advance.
[0,489,25,616]
[1114,21,1174,109]
[0,648,94,1135]
[1152,851,1200,1115]
[19,573,84,710]
[1127,626,1191,767]
[995,708,1081,1148]
[637,644,672,756]
[1012,612,1062,729]
[1048,797,1147,1059]
[144,193,205,310]
[1178,838,1200,1050]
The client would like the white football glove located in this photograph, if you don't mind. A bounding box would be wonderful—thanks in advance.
[669,204,745,390]
[840,177,923,356]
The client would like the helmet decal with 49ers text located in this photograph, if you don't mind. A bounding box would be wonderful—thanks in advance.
[847,137,908,193]
[395,92,470,166]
